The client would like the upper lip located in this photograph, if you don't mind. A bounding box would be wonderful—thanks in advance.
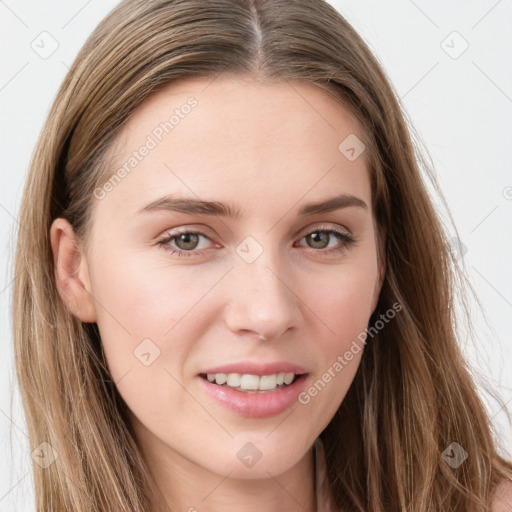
[200,361,309,376]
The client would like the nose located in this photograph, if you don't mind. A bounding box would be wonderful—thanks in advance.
[224,247,301,341]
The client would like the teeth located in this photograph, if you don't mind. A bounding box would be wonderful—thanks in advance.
[240,374,259,390]
[205,372,297,391]
[213,373,227,385]
[283,373,295,385]
[227,373,241,387]
[259,374,277,390]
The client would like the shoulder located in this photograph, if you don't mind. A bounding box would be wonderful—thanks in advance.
[492,479,512,512]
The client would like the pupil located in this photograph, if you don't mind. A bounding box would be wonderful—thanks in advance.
[308,232,328,249]
[178,233,198,250]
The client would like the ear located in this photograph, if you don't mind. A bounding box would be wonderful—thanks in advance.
[50,218,97,322]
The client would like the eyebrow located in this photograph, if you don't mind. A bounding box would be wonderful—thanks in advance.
[137,193,368,218]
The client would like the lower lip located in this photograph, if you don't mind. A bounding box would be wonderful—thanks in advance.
[197,374,309,418]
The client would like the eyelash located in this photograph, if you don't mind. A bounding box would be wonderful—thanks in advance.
[156,225,357,258]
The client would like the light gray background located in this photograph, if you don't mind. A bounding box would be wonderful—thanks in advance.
[1,1,511,509]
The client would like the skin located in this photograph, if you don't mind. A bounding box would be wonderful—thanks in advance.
[51,76,385,512]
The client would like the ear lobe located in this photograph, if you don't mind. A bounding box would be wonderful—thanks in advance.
[50,218,97,323]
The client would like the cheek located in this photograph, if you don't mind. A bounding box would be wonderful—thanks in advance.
[86,252,175,374]
[86,250,226,380]
[86,253,210,433]
[297,263,377,420]
[310,262,377,343]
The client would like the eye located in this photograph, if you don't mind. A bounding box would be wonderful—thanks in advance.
[156,225,357,258]
[156,229,214,257]
[295,226,357,255]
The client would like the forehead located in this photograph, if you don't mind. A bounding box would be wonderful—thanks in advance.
[94,76,371,225]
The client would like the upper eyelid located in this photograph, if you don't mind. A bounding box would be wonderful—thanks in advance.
[159,223,352,246]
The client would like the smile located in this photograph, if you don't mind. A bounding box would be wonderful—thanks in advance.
[197,373,309,418]
[200,372,299,392]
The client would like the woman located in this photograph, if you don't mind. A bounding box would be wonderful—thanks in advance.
[12,0,512,510]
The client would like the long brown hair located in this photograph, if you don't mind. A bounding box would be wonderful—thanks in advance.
[12,0,512,510]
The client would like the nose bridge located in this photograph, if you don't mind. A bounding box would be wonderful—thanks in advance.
[225,235,299,339]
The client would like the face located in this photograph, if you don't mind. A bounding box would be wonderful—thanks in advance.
[53,76,383,484]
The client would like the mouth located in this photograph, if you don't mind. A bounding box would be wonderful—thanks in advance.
[198,372,304,393]
[197,371,310,418]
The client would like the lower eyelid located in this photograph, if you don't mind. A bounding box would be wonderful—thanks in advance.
[158,227,355,253]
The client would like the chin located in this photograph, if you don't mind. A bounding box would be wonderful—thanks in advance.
[207,438,305,479]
